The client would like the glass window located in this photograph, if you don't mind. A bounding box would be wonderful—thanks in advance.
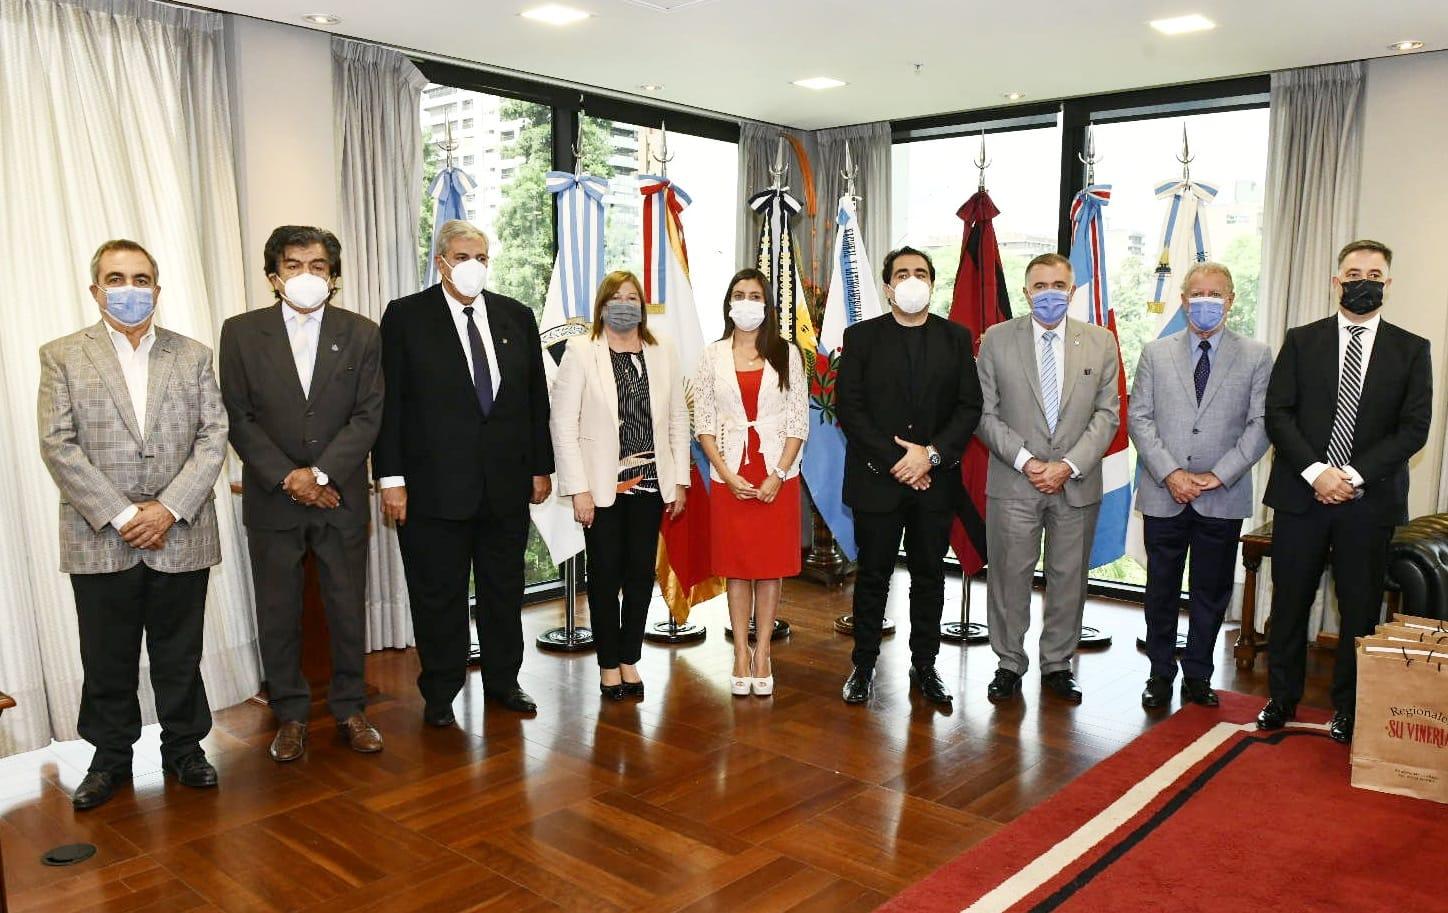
[890,120,1063,317]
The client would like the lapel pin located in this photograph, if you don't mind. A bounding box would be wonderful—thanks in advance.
[501,337,508,345]
[330,343,339,352]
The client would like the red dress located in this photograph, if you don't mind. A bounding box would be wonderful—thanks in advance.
[709,368,801,580]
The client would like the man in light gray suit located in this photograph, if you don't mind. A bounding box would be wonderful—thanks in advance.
[38,240,228,811]
[1129,262,1271,710]
[976,252,1121,705]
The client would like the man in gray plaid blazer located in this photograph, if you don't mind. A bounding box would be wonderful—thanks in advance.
[38,240,228,811]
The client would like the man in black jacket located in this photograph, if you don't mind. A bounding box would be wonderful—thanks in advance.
[220,226,384,762]
[1258,239,1433,743]
[836,246,983,706]
[374,220,553,724]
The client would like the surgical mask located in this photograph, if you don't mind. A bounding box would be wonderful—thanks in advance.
[103,286,155,327]
[1340,279,1385,316]
[1030,289,1070,326]
[729,299,766,332]
[280,273,330,311]
[892,276,931,314]
[603,299,642,332]
[1187,296,1225,333]
[445,258,488,298]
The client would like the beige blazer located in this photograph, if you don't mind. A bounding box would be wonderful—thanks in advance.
[550,334,690,509]
[692,338,809,482]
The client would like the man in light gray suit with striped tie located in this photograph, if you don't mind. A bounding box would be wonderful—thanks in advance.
[1128,262,1271,711]
[38,240,228,810]
[976,253,1121,705]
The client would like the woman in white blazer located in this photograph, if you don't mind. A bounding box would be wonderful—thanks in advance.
[694,268,809,697]
[550,270,689,700]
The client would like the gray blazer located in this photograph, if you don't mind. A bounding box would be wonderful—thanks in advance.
[1128,328,1272,519]
[976,315,1121,507]
[38,322,228,575]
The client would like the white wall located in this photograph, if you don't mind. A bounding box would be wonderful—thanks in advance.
[224,16,338,310]
[1357,49,1448,518]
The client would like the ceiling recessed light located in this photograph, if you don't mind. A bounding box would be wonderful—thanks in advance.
[1389,39,1425,51]
[639,83,663,93]
[521,4,591,26]
[1149,14,1216,35]
[301,13,340,25]
[1002,91,1026,101]
[792,76,847,91]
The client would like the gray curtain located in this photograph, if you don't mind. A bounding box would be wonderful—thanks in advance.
[1253,60,1366,637]
[332,37,427,650]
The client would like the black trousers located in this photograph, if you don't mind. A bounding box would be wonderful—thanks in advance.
[1142,506,1243,682]
[247,519,368,723]
[585,492,664,668]
[850,493,952,669]
[1268,497,1392,711]
[70,563,211,774]
[398,500,529,708]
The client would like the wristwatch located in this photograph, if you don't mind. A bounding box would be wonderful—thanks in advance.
[310,466,329,487]
[925,445,942,467]
[773,466,788,481]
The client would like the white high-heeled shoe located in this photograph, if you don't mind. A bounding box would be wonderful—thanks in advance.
[752,656,773,697]
[731,650,752,696]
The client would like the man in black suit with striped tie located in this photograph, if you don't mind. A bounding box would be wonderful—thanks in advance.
[1258,239,1433,743]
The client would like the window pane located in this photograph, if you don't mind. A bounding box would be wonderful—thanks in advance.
[419,83,556,587]
[890,121,1063,318]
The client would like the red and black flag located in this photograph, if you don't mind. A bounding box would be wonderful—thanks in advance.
[948,190,1011,576]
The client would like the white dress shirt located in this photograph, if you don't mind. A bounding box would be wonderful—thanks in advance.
[378,288,502,490]
[105,322,177,530]
[1301,311,1381,489]
[283,301,323,397]
[1013,317,1081,478]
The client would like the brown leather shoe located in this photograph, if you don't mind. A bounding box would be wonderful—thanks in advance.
[338,714,383,753]
[269,720,308,762]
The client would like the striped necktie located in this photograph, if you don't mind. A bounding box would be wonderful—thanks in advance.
[1040,331,1059,434]
[1326,325,1367,467]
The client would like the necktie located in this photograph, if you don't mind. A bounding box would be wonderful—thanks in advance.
[1040,331,1059,434]
[1193,339,1211,404]
[463,306,494,416]
[293,314,315,397]
[1326,325,1366,467]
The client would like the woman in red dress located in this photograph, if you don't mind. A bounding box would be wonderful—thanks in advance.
[694,269,809,697]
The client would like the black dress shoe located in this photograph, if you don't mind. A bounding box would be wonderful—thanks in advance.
[599,682,627,701]
[909,665,953,704]
[1042,671,1083,704]
[1181,677,1220,707]
[162,751,218,789]
[1141,676,1172,709]
[841,666,874,704]
[987,668,1022,703]
[423,705,456,727]
[1329,710,1354,743]
[488,687,538,714]
[72,769,129,810]
[621,681,645,699]
[1255,699,1296,730]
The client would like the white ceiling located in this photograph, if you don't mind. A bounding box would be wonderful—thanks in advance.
[205,0,1448,128]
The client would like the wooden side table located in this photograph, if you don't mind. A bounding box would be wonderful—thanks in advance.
[1235,523,1272,670]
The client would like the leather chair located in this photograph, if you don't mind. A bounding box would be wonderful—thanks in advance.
[1386,513,1448,620]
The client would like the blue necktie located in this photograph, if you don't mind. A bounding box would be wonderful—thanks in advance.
[1193,339,1211,404]
[1040,331,1059,434]
[463,306,494,416]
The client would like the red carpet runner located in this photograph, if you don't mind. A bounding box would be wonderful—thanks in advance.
[880,691,1445,913]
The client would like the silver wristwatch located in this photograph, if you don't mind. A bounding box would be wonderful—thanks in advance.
[925,445,942,467]
[773,466,788,481]
[310,466,329,487]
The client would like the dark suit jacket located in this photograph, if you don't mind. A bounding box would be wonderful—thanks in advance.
[219,303,383,530]
[836,313,983,513]
[372,284,553,520]
[1264,315,1432,525]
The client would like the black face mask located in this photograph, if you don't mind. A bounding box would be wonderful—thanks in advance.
[1340,279,1385,315]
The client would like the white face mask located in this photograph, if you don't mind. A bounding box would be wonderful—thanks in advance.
[892,276,931,314]
[446,258,488,298]
[729,299,766,332]
[281,273,330,311]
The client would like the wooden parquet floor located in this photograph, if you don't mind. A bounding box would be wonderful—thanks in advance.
[0,572,1335,912]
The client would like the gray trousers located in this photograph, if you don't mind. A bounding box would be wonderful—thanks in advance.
[985,494,1100,676]
[247,519,369,723]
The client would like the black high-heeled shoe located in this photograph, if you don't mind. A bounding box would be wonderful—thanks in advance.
[600,682,627,701]
[621,680,645,699]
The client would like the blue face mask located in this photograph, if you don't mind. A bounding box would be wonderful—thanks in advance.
[1187,296,1225,333]
[104,286,155,327]
[1030,289,1070,326]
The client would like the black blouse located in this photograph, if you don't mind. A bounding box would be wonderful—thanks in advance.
[609,349,658,494]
